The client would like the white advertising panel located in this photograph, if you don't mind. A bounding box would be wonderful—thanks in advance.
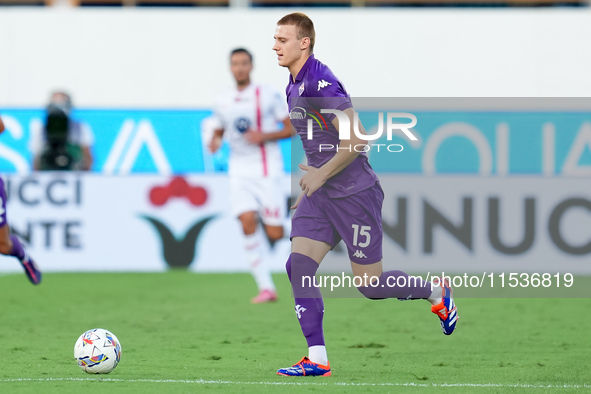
[0,173,291,273]
[1,174,588,274]
[320,176,591,275]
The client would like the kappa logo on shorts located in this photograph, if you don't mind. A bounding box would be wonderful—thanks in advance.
[295,304,307,319]
[353,250,367,259]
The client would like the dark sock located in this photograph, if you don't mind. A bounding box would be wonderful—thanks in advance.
[286,253,325,347]
[8,235,26,261]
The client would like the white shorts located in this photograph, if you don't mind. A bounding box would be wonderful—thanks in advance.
[229,176,287,227]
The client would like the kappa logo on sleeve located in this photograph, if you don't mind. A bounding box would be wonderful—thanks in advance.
[317,80,332,91]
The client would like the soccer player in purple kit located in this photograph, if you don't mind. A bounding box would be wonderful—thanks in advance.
[0,115,42,285]
[273,13,458,377]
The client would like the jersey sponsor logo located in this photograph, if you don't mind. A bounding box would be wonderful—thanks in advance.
[317,80,332,91]
[289,110,305,120]
[290,107,328,139]
[289,106,309,121]
[299,82,305,96]
[353,250,367,259]
[234,117,251,134]
[295,304,307,319]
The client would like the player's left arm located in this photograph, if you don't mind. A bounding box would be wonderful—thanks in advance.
[299,107,366,196]
[208,97,226,153]
[0,115,5,134]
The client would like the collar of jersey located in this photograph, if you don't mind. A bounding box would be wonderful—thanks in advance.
[292,54,316,84]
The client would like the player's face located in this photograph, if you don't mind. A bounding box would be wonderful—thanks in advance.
[230,52,253,85]
[50,93,72,113]
[273,25,304,68]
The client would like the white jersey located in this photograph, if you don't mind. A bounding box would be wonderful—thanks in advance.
[211,84,288,178]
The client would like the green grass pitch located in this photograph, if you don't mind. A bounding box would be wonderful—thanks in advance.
[0,271,590,393]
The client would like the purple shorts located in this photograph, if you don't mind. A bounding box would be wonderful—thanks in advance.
[0,177,7,227]
[291,182,384,265]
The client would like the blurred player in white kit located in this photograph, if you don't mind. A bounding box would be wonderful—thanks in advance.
[209,48,291,303]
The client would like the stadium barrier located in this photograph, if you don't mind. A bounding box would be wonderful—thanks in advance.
[0,172,292,273]
[1,103,590,274]
[0,172,588,274]
[0,109,290,174]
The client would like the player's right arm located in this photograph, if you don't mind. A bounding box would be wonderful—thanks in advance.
[0,115,5,134]
[208,94,226,153]
[208,128,224,153]
[299,107,366,197]
[319,108,366,178]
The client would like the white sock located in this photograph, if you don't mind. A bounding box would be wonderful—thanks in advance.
[308,345,328,366]
[428,285,443,306]
[244,232,275,292]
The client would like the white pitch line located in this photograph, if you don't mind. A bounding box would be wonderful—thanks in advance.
[0,378,589,389]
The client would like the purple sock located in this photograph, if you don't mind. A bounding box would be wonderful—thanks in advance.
[357,270,432,300]
[8,235,26,261]
[286,253,325,347]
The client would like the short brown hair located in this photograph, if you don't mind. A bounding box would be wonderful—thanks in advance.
[277,12,315,54]
[230,48,253,63]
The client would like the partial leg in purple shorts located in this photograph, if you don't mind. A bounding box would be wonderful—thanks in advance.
[322,184,433,299]
[0,177,42,285]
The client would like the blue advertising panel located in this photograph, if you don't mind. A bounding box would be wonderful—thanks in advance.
[355,111,591,175]
[1,108,590,175]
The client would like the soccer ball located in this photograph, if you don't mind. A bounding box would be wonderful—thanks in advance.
[74,328,122,374]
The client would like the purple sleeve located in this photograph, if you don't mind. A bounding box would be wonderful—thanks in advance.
[314,80,352,123]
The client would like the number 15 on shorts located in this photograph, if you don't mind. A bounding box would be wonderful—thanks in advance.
[352,224,371,247]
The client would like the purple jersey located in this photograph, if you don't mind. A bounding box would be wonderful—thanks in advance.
[287,55,378,198]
